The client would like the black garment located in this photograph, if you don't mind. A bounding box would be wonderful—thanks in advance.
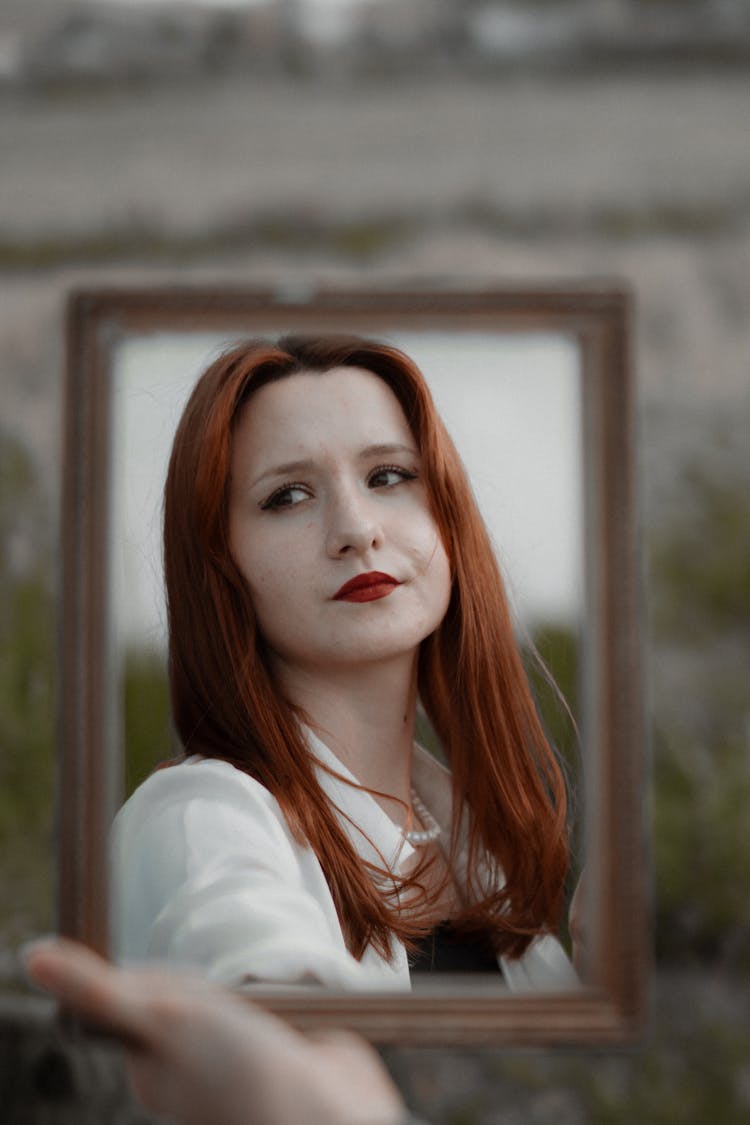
[408,922,503,975]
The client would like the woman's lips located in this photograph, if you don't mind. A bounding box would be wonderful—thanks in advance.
[333,571,402,603]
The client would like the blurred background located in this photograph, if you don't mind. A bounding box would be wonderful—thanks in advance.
[1,0,749,1120]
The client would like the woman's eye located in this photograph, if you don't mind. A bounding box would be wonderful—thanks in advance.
[368,465,418,489]
[259,484,310,511]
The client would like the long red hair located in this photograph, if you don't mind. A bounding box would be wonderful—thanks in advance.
[163,336,568,960]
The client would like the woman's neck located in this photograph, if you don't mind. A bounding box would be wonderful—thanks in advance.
[272,653,418,809]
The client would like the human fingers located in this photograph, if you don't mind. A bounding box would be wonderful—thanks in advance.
[25,940,405,1125]
[23,931,203,1044]
[24,939,295,1125]
[24,938,144,1038]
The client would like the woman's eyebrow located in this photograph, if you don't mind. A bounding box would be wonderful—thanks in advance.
[249,459,315,489]
[359,443,418,459]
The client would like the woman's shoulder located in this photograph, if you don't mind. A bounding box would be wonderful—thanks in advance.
[121,753,273,801]
[113,755,282,840]
[111,754,314,904]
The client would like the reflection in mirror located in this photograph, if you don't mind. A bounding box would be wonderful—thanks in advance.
[110,330,582,995]
[61,287,646,1044]
[111,332,583,804]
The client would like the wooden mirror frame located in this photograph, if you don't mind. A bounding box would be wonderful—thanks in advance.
[59,284,647,1045]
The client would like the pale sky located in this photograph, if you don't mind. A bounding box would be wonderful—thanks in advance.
[110,330,583,653]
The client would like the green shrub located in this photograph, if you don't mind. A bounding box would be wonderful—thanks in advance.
[0,434,55,942]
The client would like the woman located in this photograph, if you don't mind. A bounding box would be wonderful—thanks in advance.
[112,335,577,991]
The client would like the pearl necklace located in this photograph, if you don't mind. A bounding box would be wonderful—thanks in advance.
[402,788,442,846]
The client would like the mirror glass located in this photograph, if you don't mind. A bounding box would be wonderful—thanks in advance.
[110,330,583,799]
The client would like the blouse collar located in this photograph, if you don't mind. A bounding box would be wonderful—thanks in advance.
[303,725,459,874]
[303,726,417,873]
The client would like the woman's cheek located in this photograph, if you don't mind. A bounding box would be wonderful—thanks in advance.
[409,514,448,572]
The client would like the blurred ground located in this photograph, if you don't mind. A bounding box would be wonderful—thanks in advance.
[2,73,750,239]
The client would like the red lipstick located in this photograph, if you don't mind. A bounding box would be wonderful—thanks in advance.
[333,571,401,603]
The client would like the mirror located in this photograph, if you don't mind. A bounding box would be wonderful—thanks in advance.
[59,285,647,1044]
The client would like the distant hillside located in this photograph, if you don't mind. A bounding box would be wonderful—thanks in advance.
[3,0,750,90]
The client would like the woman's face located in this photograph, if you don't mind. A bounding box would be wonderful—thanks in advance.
[228,366,452,679]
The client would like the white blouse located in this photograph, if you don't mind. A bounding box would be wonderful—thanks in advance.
[111,730,577,992]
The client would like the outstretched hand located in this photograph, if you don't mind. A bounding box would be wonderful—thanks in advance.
[24,938,405,1125]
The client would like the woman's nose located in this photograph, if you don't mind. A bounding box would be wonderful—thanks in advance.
[325,490,384,558]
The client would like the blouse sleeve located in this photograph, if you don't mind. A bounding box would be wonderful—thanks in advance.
[110,758,392,991]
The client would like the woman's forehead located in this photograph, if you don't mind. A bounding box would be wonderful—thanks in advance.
[234,366,415,463]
